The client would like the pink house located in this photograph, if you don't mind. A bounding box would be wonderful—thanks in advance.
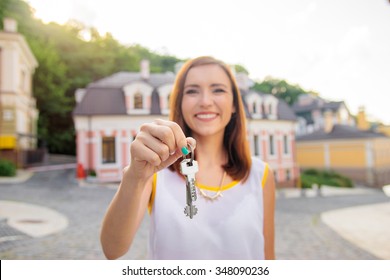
[73,61,299,187]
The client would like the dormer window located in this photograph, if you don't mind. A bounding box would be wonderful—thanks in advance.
[124,82,153,115]
[264,95,278,120]
[246,92,262,119]
[134,92,143,109]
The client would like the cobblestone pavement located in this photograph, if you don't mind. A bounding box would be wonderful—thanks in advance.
[0,168,388,260]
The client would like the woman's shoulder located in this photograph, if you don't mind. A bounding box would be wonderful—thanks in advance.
[251,157,268,171]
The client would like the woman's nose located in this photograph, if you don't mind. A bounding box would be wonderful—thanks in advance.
[199,91,213,106]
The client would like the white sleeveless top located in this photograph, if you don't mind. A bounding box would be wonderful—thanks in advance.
[148,157,269,260]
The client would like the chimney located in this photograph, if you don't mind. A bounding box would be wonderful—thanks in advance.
[324,110,334,133]
[75,88,87,103]
[236,72,250,90]
[357,106,370,130]
[4,18,18,33]
[140,59,150,80]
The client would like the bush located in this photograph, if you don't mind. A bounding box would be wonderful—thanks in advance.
[0,159,17,177]
[300,169,353,189]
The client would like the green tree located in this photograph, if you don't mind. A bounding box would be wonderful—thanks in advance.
[234,64,249,74]
[252,77,313,105]
[0,0,11,29]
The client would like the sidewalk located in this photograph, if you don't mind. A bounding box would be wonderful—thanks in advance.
[322,202,390,260]
[0,170,33,184]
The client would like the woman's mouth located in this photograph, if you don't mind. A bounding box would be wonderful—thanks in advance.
[195,113,218,120]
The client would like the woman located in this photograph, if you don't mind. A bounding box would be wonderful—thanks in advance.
[100,56,275,260]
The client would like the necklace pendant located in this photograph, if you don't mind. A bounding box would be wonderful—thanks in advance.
[199,189,223,201]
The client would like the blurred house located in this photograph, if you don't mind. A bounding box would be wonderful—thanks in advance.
[292,93,355,136]
[73,63,299,186]
[0,18,40,166]
[296,123,390,188]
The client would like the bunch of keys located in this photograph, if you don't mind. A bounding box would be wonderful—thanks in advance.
[179,144,198,219]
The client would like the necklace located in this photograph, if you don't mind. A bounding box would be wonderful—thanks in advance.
[198,171,226,200]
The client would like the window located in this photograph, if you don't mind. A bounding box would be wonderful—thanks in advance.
[268,104,272,115]
[102,137,116,163]
[167,94,171,109]
[3,110,14,121]
[252,102,257,114]
[254,135,259,156]
[283,135,289,154]
[269,135,274,155]
[134,92,143,109]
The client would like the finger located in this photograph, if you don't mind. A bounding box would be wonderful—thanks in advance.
[130,140,162,167]
[143,134,171,162]
[140,123,176,154]
[154,119,189,155]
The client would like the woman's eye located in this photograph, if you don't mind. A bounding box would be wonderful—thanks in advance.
[213,88,226,93]
[185,89,198,94]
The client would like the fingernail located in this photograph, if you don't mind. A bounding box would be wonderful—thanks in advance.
[181,146,189,155]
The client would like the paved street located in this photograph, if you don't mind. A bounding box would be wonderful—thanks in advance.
[0,167,389,260]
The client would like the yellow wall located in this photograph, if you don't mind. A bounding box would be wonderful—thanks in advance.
[329,142,366,168]
[298,138,390,171]
[297,140,368,169]
[296,144,325,168]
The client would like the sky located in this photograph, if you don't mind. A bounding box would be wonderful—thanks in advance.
[26,0,390,124]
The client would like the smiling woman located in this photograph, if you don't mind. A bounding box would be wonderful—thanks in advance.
[100,56,276,260]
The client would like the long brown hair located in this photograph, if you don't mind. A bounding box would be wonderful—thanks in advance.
[168,56,252,182]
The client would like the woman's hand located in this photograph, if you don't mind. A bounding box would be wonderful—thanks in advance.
[126,119,196,182]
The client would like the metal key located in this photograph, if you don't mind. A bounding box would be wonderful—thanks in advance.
[180,147,199,219]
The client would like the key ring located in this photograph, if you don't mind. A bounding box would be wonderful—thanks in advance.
[184,143,195,165]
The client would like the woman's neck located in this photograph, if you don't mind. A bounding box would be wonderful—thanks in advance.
[193,134,226,168]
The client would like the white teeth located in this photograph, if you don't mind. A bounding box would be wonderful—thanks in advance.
[196,114,217,119]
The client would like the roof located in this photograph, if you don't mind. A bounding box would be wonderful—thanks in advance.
[73,71,175,116]
[277,99,297,121]
[292,97,345,114]
[73,88,126,116]
[296,124,387,142]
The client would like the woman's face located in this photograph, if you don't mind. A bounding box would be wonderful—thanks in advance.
[181,64,235,140]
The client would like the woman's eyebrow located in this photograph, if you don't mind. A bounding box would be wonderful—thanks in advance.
[210,83,228,88]
[184,84,200,89]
